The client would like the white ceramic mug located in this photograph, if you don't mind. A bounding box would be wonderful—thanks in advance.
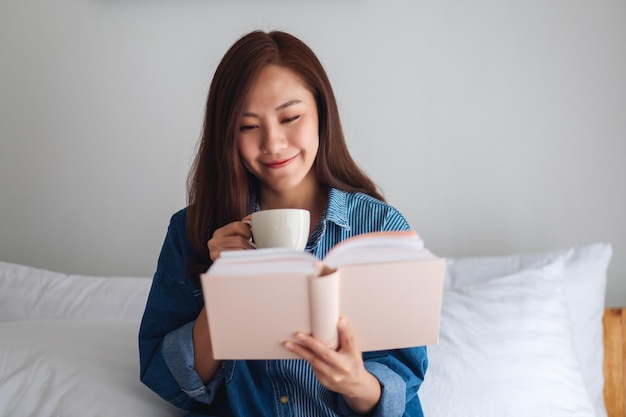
[244,208,310,250]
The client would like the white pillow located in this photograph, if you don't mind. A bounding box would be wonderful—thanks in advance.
[0,320,184,417]
[0,261,152,323]
[445,243,612,417]
[419,260,596,416]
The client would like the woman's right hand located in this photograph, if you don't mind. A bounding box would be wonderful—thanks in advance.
[207,217,254,261]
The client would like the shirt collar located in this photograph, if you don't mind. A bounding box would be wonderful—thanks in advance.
[324,188,351,230]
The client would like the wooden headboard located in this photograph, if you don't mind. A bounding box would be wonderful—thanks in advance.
[604,308,626,417]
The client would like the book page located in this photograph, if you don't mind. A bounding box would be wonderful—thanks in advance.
[210,248,318,275]
[323,231,431,268]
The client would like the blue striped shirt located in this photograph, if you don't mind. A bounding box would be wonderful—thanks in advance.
[139,188,427,417]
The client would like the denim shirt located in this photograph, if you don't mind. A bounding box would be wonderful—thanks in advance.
[139,188,428,417]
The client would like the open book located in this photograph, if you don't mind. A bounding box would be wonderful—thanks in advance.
[200,231,445,360]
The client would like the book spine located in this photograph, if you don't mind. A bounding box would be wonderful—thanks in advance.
[308,266,340,350]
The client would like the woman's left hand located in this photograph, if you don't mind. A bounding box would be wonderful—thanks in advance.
[284,317,381,414]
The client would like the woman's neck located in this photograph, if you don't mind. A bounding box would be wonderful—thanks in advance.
[258,176,328,234]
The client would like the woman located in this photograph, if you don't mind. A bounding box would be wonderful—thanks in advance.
[139,30,427,417]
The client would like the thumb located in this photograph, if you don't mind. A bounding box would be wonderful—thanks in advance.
[337,317,357,352]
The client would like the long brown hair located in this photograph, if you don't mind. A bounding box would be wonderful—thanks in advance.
[186,30,384,275]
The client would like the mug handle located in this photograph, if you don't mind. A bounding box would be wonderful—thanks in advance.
[241,219,256,248]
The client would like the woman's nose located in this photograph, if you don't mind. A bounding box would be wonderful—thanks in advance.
[261,124,287,154]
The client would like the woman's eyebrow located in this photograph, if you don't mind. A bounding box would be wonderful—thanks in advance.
[275,99,302,111]
[242,100,303,118]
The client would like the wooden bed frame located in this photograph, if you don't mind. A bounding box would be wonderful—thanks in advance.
[604,308,626,417]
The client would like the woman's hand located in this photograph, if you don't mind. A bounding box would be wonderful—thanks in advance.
[284,317,381,414]
[207,216,254,261]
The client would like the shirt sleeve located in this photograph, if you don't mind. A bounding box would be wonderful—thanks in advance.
[139,269,200,409]
[336,347,428,417]
[138,210,222,410]
[161,321,226,404]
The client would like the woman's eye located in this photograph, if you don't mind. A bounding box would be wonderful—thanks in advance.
[282,115,301,124]
[239,124,257,132]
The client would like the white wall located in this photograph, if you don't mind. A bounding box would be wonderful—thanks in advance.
[1,0,624,305]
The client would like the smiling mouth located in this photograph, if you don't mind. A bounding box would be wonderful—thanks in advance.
[264,154,298,169]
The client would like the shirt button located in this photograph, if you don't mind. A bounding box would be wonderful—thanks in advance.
[279,395,289,404]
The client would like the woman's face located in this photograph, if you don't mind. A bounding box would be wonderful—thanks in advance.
[237,65,319,195]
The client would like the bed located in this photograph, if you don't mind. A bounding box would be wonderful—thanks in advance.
[0,242,618,417]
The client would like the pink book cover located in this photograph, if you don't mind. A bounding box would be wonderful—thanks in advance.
[200,231,445,360]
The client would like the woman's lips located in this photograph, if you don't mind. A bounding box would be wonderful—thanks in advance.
[264,154,298,169]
